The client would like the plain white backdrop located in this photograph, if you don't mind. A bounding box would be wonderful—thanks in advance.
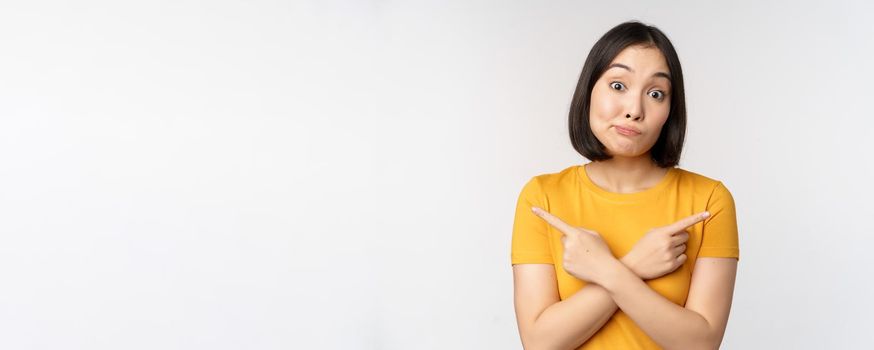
[1,0,872,349]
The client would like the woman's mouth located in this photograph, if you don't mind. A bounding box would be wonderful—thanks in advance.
[614,125,641,136]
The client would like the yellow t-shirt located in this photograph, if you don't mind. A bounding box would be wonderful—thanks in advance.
[510,164,739,349]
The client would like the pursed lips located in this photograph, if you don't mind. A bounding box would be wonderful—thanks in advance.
[613,125,642,135]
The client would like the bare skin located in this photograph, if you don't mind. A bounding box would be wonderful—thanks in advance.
[513,44,737,349]
[584,43,672,193]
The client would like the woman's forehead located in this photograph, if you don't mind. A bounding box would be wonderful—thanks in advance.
[609,45,670,74]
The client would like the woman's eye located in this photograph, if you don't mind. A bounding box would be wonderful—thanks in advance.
[649,90,665,100]
[610,82,624,90]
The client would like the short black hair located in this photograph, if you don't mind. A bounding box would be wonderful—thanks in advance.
[568,20,686,168]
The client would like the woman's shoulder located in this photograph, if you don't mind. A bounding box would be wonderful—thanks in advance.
[673,167,732,195]
[525,164,580,188]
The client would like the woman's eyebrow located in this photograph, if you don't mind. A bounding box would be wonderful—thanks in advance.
[607,63,672,82]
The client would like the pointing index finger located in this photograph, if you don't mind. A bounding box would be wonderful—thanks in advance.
[531,206,576,236]
[663,211,711,234]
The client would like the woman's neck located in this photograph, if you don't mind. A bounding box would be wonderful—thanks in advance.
[584,154,668,194]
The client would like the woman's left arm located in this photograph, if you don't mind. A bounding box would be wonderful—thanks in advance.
[600,256,738,350]
[531,194,739,350]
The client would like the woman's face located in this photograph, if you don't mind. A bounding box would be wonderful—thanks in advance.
[589,45,672,158]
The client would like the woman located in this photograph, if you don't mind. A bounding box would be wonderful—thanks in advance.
[510,21,739,349]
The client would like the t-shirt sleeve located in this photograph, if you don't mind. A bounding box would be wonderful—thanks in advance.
[510,176,554,265]
[699,182,740,261]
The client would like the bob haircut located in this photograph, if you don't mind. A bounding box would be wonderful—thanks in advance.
[568,20,686,168]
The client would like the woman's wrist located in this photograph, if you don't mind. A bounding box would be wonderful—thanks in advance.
[598,259,637,293]
[619,254,639,277]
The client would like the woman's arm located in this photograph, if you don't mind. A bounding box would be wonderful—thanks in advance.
[526,205,731,348]
[513,256,638,350]
[513,209,689,349]
[600,257,738,350]
[514,250,706,350]
[513,264,615,349]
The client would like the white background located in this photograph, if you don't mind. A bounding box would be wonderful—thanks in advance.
[1,1,872,349]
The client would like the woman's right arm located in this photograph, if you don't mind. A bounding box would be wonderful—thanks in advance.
[513,226,691,350]
[510,177,684,348]
[513,262,626,350]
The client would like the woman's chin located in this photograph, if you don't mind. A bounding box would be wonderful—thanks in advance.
[605,148,646,159]
[603,139,655,158]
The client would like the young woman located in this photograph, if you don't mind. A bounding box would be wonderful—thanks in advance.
[510,21,739,349]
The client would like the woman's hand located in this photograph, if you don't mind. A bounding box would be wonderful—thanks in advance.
[622,211,710,280]
[531,206,621,286]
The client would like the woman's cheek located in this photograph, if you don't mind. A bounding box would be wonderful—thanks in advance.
[590,86,616,116]
[590,101,619,133]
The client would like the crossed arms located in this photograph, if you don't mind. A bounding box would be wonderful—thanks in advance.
[512,256,737,350]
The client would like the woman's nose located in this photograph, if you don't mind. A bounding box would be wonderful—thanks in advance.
[624,97,644,121]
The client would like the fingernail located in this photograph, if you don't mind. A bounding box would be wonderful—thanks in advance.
[531,207,540,215]
[703,211,711,218]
